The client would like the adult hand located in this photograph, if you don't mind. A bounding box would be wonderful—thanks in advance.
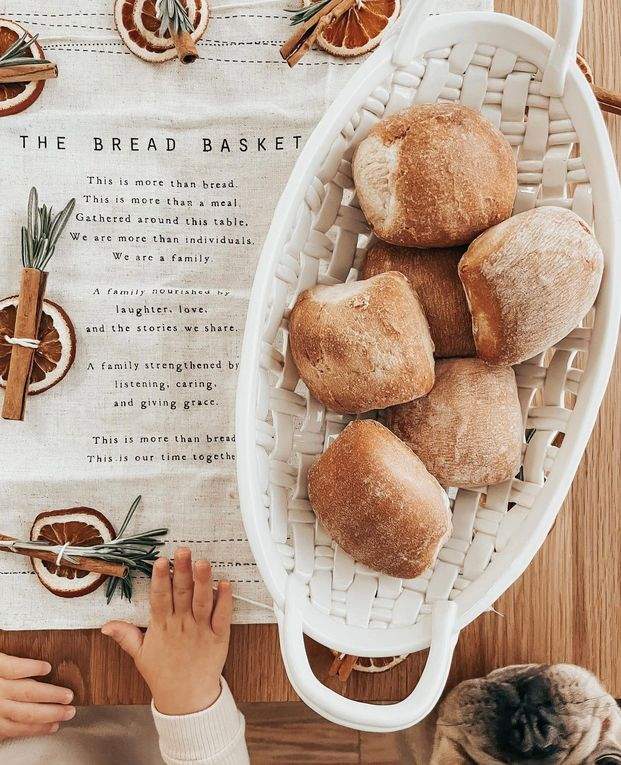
[0,653,75,741]
[102,548,233,716]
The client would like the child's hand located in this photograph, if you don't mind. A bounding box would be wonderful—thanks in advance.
[102,548,233,716]
[0,653,75,741]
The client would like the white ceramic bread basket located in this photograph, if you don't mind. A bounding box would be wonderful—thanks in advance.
[236,0,621,733]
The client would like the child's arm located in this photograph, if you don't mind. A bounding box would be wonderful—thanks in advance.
[102,548,249,765]
[0,653,75,741]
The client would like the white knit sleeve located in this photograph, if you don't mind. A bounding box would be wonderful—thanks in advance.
[151,678,249,765]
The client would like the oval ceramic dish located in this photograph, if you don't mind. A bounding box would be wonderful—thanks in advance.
[236,0,621,732]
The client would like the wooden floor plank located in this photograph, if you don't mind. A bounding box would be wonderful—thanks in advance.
[242,702,360,764]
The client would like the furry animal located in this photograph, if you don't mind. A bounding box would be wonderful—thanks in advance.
[429,664,621,764]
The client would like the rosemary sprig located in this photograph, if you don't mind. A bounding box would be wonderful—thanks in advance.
[5,497,168,604]
[100,496,168,603]
[285,0,332,26]
[21,187,75,271]
[0,31,50,68]
[155,0,195,36]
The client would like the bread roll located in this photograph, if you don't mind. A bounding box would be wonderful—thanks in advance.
[458,206,604,365]
[307,420,451,578]
[352,103,517,248]
[289,272,434,414]
[361,241,475,358]
[387,358,523,489]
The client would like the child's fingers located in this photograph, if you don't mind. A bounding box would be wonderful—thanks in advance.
[4,679,73,705]
[0,699,76,725]
[149,556,173,620]
[0,653,51,680]
[0,719,61,739]
[172,548,194,615]
[192,560,214,624]
[101,621,144,660]
[211,581,233,638]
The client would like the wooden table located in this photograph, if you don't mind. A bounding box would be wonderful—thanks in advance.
[1,0,620,705]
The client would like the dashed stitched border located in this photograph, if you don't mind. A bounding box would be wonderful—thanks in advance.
[37,37,285,47]
[0,571,264,584]
[169,538,249,543]
[0,562,259,570]
[7,16,290,30]
[7,11,291,19]
[6,11,113,16]
[159,561,258,566]
[38,45,361,64]
[205,40,283,46]
[212,13,290,18]
[8,19,117,30]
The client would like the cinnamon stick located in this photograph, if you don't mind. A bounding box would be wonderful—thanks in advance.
[0,534,128,579]
[280,0,356,67]
[576,53,621,116]
[0,61,58,84]
[328,652,358,682]
[590,83,621,116]
[2,267,47,421]
[170,27,199,63]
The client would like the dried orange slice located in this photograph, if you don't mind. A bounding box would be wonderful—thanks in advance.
[0,19,46,117]
[30,508,116,598]
[317,0,399,57]
[114,0,209,63]
[329,650,408,681]
[0,296,76,395]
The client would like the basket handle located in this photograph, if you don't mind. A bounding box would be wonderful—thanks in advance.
[391,0,432,68]
[542,0,584,97]
[392,0,583,98]
[276,575,459,732]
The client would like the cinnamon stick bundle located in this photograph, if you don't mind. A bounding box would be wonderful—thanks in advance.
[1,188,75,421]
[0,533,128,579]
[281,0,355,67]
[156,0,200,63]
[0,61,58,83]
[1,267,47,421]
[170,27,199,63]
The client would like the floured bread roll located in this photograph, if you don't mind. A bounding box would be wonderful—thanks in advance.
[459,206,604,365]
[289,272,434,414]
[361,241,475,358]
[307,420,452,578]
[387,358,523,489]
[352,103,517,247]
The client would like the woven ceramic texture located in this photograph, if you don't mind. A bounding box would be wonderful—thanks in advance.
[256,42,593,632]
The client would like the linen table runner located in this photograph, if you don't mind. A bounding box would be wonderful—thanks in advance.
[0,0,489,628]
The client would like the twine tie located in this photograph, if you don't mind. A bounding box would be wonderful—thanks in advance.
[4,334,40,350]
[55,541,70,567]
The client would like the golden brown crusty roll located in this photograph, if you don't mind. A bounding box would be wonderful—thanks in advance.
[288,272,435,414]
[387,358,523,489]
[361,241,475,358]
[307,420,452,579]
[458,206,604,365]
[352,103,517,248]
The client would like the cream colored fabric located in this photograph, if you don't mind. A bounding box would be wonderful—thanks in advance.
[1,679,249,765]
[0,0,489,630]
[153,679,249,765]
